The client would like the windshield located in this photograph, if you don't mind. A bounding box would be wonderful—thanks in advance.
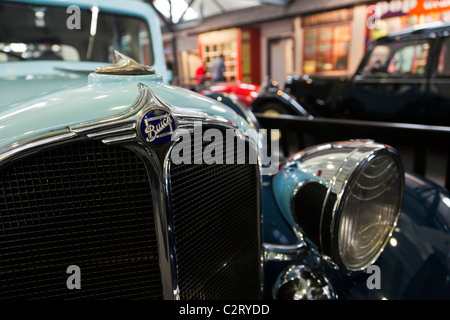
[0,2,154,64]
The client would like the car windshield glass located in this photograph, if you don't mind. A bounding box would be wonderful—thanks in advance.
[362,41,430,77]
[0,3,154,65]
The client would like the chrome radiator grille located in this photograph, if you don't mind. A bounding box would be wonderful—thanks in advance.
[0,124,262,299]
[169,128,261,299]
[0,141,162,299]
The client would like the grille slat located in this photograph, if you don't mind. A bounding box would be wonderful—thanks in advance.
[169,127,261,300]
[0,141,162,299]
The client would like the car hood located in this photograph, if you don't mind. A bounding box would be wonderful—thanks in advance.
[0,62,98,108]
[0,61,252,152]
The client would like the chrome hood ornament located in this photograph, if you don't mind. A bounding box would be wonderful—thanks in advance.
[96,50,155,75]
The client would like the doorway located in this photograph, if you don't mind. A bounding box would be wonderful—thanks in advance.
[267,36,294,85]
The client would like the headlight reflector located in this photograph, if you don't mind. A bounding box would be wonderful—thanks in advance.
[335,154,403,270]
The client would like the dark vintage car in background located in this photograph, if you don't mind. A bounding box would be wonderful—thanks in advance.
[253,22,450,126]
[0,0,449,301]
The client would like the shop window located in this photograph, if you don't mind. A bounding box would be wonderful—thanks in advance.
[199,29,239,83]
[202,41,237,82]
[362,41,430,77]
[197,28,260,84]
[303,24,351,74]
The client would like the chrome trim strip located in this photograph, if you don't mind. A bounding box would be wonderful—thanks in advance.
[124,143,177,300]
[263,243,307,261]
[272,264,336,300]
[162,134,183,300]
[0,130,77,167]
[86,122,136,139]
[101,133,137,145]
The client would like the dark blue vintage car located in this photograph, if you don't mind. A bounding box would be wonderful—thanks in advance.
[0,0,449,301]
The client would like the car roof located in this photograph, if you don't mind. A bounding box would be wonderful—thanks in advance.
[377,21,450,42]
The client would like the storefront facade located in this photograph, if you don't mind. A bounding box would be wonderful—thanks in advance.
[292,6,367,77]
[301,9,354,74]
[294,1,450,77]
[171,0,450,85]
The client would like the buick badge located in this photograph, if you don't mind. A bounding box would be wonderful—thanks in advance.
[140,108,177,146]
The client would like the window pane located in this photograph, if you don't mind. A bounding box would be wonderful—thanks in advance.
[363,45,391,74]
[438,37,450,76]
[362,41,430,76]
[387,43,429,75]
[0,3,154,64]
[332,25,351,70]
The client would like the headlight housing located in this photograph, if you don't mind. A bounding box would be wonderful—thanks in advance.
[279,140,404,271]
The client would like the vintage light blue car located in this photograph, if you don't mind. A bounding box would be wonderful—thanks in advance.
[0,0,449,300]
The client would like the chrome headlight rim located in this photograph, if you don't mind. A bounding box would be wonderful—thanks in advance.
[322,145,405,271]
[284,140,405,272]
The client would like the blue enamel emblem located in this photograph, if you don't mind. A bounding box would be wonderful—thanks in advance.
[140,108,176,146]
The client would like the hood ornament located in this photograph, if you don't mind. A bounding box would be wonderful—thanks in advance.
[96,50,155,75]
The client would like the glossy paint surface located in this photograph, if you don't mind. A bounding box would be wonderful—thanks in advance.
[0,61,253,153]
[200,82,260,106]
[328,171,450,299]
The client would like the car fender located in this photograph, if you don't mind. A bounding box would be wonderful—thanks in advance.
[252,91,311,117]
[267,159,450,299]
[326,171,450,299]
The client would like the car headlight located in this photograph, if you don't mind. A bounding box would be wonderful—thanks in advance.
[332,151,403,270]
[276,140,404,271]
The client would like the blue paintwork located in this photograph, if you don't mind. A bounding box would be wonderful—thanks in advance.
[262,174,299,245]
[271,164,325,229]
[0,63,254,153]
[368,172,450,299]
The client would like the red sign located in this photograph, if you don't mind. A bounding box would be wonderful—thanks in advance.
[410,0,450,15]
[373,0,450,18]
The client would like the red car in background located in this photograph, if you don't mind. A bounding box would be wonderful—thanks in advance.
[200,81,260,107]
